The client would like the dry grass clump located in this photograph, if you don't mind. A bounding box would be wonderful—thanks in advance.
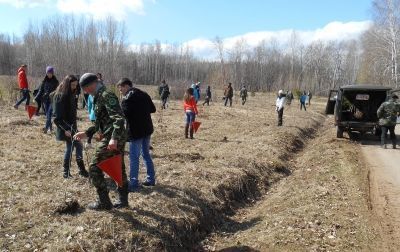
[0,90,326,251]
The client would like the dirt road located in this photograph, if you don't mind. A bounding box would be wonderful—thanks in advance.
[362,128,400,251]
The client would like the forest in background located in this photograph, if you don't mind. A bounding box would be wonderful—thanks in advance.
[0,0,399,95]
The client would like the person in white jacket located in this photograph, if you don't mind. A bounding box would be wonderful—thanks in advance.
[276,90,286,126]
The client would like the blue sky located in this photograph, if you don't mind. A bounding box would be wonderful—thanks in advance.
[0,0,373,58]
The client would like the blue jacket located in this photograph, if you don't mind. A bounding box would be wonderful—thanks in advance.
[300,95,307,103]
[87,95,96,121]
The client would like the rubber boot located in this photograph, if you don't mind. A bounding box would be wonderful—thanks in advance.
[87,188,113,211]
[76,159,89,178]
[114,184,129,209]
[189,127,194,139]
[63,159,72,178]
[185,124,189,139]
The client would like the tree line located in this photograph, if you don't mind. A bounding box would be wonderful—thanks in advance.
[0,0,398,95]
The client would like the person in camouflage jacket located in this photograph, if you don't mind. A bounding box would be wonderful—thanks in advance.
[377,94,400,149]
[73,73,129,210]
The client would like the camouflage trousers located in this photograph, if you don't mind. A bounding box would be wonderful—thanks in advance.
[90,138,128,192]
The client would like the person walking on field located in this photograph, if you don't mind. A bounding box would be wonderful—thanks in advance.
[240,85,248,105]
[377,94,400,149]
[276,90,286,126]
[307,90,313,106]
[159,80,170,110]
[224,82,234,107]
[53,75,89,179]
[184,88,198,139]
[73,73,129,210]
[117,78,157,192]
[14,64,30,110]
[300,91,307,111]
[203,85,212,106]
[36,66,59,133]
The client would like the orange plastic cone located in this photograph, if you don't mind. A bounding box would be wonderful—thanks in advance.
[27,105,37,119]
[192,121,201,133]
[97,154,123,187]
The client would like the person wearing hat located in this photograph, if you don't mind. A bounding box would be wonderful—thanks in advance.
[377,93,400,149]
[14,64,30,110]
[276,90,286,126]
[73,73,129,210]
[36,66,59,133]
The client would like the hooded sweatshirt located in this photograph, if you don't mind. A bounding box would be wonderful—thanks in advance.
[17,67,28,89]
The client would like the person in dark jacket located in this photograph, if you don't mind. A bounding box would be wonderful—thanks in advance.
[117,78,157,192]
[203,85,212,106]
[53,75,89,178]
[36,66,59,133]
[224,82,234,107]
[158,79,170,109]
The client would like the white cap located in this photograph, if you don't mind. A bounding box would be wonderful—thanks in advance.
[278,90,283,94]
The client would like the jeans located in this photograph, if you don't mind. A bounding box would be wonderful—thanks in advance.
[381,126,396,146]
[129,135,155,188]
[44,100,53,131]
[300,102,307,111]
[224,97,232,107]
[15,89,30,107]
[161,97,168,109]
[64,140,83,163]
[277,108,284,126]
[185,111,196,125]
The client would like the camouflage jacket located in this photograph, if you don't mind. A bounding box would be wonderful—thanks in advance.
[377,99,400,126]
[85,85,126,141]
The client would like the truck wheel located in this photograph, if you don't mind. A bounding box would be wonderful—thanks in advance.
[337,126,344,138]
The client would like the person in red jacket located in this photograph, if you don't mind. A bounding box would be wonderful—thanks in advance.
[183,88,198,139]
[14,64,30,109]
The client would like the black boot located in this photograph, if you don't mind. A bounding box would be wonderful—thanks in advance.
[185,124,189,139]
[76,159,89,178]
[114,184,129,209]
[393,140,397,149]
[87,189,113,211]
[189,127,194,139]
[63,159,72,178]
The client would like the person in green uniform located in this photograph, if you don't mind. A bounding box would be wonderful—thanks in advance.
[73,73,129,210]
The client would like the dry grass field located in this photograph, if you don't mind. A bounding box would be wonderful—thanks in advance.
[0,81,378,251]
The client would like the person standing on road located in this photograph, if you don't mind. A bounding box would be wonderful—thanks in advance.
[203,85,212,106]
[36,66,59,133]
[53,75,89,179]
[240,85,248,105]
[117,78,157,192]
[184,88,198,139]
[300,91,307,111]
[224,82,234,107]
[159,80,170,110]
[73,73,129,210]
[276,90,286,126]
[14,64,30,110]
[377,94,400,149]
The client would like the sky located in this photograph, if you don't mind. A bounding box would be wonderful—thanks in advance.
[0,0,373,59]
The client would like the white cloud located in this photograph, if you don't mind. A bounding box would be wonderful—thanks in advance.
[0,0,50,8]
[134,21,372,60]
[56,0,145,20]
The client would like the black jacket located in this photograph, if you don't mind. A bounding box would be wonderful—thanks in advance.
[37,76,59,103]
[53,93,78,142]
[122,87,156,141]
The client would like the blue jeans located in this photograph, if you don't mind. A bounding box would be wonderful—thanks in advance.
[129,135,155,188]
[44,100,53,130]
[185,111,196,125]
[15,89,30,107]
[64,140,83,162]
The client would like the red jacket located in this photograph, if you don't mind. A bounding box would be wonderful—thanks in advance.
[184,96,198,114]
[17,67,28,89]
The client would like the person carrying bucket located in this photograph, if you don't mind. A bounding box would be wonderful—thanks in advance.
[73,73,129,210]
[53,75,89,178]
[184,88,198,139]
